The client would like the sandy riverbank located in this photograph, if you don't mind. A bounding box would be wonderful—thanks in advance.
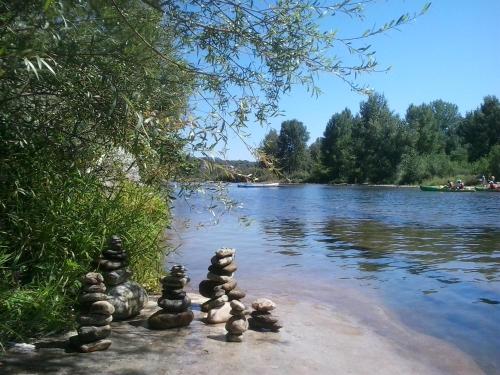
[2,288,483,375]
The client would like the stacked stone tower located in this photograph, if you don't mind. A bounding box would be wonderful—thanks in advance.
[69,272,114,352]
[225,300,248,342]
[249,298,282,332]
[97,235,147,320]
[148,265,194,329]
[198,248,245,324]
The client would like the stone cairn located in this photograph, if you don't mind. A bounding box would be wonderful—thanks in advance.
[148,265,194,329]
[249,298,282,332]
[225,300,248,342]
[198,247,245,324]
[69,272,115,352]
[97,235,147,320]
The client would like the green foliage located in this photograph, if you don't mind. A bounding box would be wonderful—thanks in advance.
[311,94,498,185]
[460,96,500,161]
[487,145,500,177]
[321,109,356,182]
[0,171,169,343]
[0,0,187,345]
[352,94,407,183]
[277,119,310,175]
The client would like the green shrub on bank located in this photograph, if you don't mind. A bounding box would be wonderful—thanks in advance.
[0,170,169,345]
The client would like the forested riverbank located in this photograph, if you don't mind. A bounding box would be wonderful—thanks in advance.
[199,94,500,185]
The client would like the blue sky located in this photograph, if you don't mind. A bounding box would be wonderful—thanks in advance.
[214,0,500,160]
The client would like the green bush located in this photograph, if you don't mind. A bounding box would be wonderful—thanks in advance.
[0,169,169,344]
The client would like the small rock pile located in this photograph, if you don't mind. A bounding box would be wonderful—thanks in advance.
[148,265,194,329]
[97,235,147,320]
[249,298,282,332]
[69,272,115,352]
[225,300,248,342]
[198,248,245,324]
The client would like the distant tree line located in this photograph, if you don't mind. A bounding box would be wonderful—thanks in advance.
[259,94,500,184]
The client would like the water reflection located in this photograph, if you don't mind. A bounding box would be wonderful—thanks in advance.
[318,218,500,283]
[261,218,308,255]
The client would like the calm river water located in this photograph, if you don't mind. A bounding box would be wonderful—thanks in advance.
[170,184,500,373]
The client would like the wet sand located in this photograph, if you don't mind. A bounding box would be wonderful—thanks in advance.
[2,285,483,375]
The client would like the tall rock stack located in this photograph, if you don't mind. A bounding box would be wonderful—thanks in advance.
[148,265,194,329]
[69,272,114,352]
[225,300,248,342]
[249,298,282,332]
[198,248,245,324]
[97,235,147,320]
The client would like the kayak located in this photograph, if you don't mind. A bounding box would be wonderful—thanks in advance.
[237,182,280,188]
[475,186,500,192]
[419,185,475,192]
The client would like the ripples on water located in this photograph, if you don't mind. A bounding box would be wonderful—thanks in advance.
[172,184,500,373]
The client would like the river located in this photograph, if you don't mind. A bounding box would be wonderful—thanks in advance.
[170,184,500,373]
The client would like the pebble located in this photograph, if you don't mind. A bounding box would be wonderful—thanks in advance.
[215,247,236,258]
[104,269,132,286]
[102,250,127,260]
[220,279,237,292]
[96,258,125,271]
[148,310,194,330]
[161,276,188,288]
[199,280,224,298]
[79,293,108,304]
[157,296,191,313]
[249,319,283,332]
[230,300,245,312]
[226,333,243,342]
[201,295,228,312]
[250,312,280,324]
[227,289,246,300]
[206,302,232,324]
[210,255,233,267]
[82,273,104,285]
[89,300,115,315]
[207,264,234,276]
[77,314,113,326]
[76,325,111,343]
[251,298,276,312]
[225,316,249,334]
[162,289,187,300]
[207,272,233,283]
[77,339,112,353]
[82,283,106,293]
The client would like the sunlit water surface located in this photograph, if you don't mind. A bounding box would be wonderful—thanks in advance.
[170,185,500,373]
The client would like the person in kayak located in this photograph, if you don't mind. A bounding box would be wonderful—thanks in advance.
[446,180,454,190]
[456,179,464,190]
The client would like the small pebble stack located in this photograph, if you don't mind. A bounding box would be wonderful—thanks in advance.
[97,235,131,287]
[249,298,282,332]
[69,272,114,352]
[148,265,194,329]
[225,300,248,342]
[97,235,147,320]
[198,248,245,324]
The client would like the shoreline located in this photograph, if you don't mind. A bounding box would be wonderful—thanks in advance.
[2,285,484,375]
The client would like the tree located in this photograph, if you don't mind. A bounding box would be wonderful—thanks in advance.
[258,129,280,168]
[321,109,356,181]
[405,104,445,155]
[277,120,310,174]
[111,0,430,153]
[430,100,463,155]
[459,96,500,161]
[354,93,406,183]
